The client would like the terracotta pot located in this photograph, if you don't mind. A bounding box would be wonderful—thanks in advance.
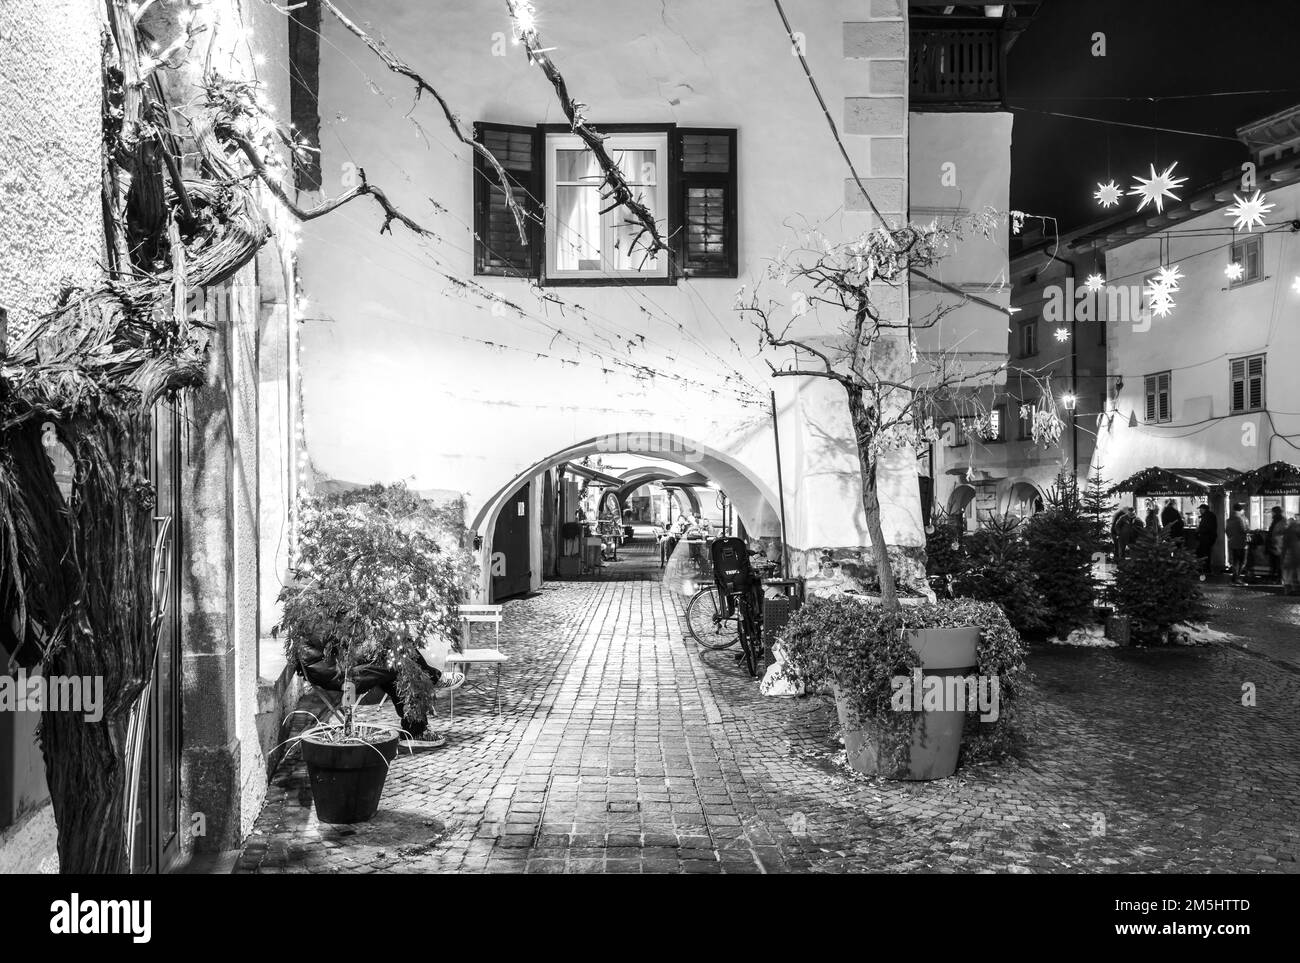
[301,729,399,823]
[833,626,980,781]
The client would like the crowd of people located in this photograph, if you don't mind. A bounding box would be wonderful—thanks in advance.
[1111,498,1300,593]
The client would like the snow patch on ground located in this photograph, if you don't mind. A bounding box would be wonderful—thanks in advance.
[1049,625,1117,648]
[1171,622,1239,646]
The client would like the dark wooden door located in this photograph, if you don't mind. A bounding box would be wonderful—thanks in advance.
[491,482,532,601]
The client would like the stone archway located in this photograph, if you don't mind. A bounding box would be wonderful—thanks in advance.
[470,432,782,600]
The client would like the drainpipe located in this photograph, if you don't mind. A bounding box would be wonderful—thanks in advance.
[1069,261,1080,480]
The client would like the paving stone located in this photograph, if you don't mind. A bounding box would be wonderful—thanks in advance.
[236,536,1300,874]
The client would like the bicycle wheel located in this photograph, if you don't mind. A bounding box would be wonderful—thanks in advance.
[686,586,740,650]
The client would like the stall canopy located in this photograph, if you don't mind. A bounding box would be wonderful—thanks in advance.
[1108,467,1241,497]
[658,471,711,489]
[1232,461,1300,496]
[558,461,625,488]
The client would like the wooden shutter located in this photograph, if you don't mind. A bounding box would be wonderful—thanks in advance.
[1248,355,1264,410]
[1231,358,1246,412]
[473,123,539,277]
[1157,372,1170,422]
[677,129,737,278]
[1145,375,1158,422]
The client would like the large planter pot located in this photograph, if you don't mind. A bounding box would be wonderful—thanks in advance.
[301,729,399,823]
[833,626,980,781]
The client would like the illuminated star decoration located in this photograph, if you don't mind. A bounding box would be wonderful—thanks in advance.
[1094,180,1122,208]
[1145,280,1176,318]
[1292,276,1300,295]
[1225,261,1244,282]
[1129,162,1187,213]
[1083,273,1105,293]
[1224,190,1274,232]
[1054,327,1070,342]
[1154,263,1184,291]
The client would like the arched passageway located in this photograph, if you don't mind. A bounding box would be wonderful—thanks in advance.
[471,433,782,602]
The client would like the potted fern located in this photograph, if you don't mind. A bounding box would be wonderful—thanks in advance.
[276,483,476,823]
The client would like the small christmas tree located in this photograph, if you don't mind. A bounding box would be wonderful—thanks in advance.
[1021,471,1097,638]
[1081,466,1116,555]
[1106,529,1208,643]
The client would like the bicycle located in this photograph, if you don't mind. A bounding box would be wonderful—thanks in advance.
[685,547,778,678]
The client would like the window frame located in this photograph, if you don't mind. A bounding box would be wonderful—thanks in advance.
[542,125,673,285]
[1229,353,1266,414]
[1144,371,1172,424]
[1228,236,1263,288]
[1016,317,1038,359]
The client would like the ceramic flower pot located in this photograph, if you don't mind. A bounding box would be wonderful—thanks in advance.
[301,729,399,823]
[834,626,980,781]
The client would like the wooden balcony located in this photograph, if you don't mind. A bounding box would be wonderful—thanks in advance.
[910,26,1004,107]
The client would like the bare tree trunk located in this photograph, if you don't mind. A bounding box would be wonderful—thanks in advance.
[847,387,899,613]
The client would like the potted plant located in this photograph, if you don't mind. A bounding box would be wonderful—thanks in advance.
[276,484,476,823]
[778,595,1027,780]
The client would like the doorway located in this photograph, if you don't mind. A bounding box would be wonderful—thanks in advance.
[491,481,532,602]
[130,400,183,874]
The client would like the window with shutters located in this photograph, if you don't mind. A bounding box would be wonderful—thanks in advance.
[473,123,540,277]
[472,124,737,283]
[1230,354,1265,413]
[1228,236,1262,287]
[1144,371,1171,424]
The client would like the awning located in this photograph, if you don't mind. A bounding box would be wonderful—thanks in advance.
[558,461,625,488]
[1232,461,1300,496]
[1109,467,1241,497]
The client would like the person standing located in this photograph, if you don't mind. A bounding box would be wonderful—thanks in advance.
[1282,513,1300,595]
[1112,506,1135,562]
[1161,498,1185,539]
[1226,503,1249,585]
[1144,498,1160,531]
[1195,504,1217,581]
[1266,506,1286,583]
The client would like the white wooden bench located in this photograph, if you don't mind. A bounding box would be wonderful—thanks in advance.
[447,604,508,718]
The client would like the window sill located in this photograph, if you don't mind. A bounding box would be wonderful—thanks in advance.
[540,275,678,288]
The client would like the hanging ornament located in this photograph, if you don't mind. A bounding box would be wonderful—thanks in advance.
[1224,190,1274,232]
[1146,282,1175,318]
[1225,261,1244,282]
[1054,327,1070,342]
[1083,273,1105,293]
[1093,180,1122,208]
[1129,162,1187,213]
[1292,276,1300,295]
[1154,264,1183,291]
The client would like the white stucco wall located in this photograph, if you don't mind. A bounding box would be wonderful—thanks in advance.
[297,0,905,569]
[0,0,105,874]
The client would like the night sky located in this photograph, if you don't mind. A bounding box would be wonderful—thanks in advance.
[1007,0,1300,233]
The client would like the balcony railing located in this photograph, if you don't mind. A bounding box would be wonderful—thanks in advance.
[910,27,1003,106]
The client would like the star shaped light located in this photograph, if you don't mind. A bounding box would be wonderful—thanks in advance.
[1129,162,1187,214]
[1154,264,1184,291]
[1224,190,1274,232]
[1094,180,1122,208]
[1054,327,1070,342]
[1084,273,1105,292]
[1292,276,1300,295]
[1146,283,1176,318]
[1225,261,1244,281]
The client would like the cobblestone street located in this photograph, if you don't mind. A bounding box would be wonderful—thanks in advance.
[237,539,1300,874]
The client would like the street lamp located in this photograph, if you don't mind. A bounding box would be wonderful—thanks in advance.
[1061,393,1078,411]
